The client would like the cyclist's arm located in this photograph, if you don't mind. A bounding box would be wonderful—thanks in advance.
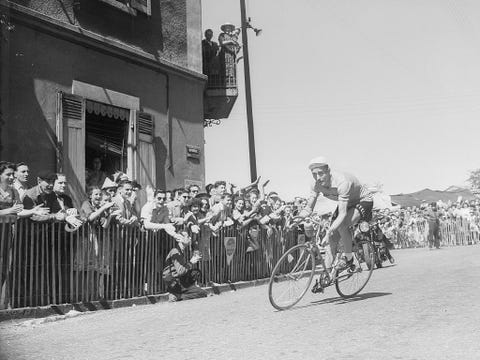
[298,191,319,218]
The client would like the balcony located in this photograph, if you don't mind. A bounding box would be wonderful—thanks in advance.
[203,51,238,122]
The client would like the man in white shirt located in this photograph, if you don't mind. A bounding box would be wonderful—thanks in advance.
[13,162,30,201]
[141,189,186,241]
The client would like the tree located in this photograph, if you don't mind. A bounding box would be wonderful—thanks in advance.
[467,169,480,194]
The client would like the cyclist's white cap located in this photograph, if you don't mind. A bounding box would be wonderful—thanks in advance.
[308,156,329,170]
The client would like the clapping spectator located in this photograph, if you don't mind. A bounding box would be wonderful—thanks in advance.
[80,186,116,227]
[45,174,83,230]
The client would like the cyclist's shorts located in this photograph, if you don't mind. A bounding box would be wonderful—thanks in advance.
[332,201,373,222]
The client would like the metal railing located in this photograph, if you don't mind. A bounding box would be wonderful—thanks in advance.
[204,53,237,89]
[0,219,298,309]
[0,217,478,310]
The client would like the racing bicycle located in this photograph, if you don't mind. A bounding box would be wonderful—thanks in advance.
[268,215,375,310]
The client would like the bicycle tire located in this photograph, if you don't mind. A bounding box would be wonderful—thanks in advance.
[268,244,316,310]
[335,241,374,298]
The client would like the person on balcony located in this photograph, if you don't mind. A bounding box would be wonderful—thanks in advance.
[202,29,219,80]
[218,23,241,87]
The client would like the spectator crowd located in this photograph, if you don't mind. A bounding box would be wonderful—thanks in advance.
[1,159,479,302]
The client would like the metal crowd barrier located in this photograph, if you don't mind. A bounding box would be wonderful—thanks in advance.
[2,217,478,310]
[0,219,298,310]
[392,218,480,248]
[439,218,480,246]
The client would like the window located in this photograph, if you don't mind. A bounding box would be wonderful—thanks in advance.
[57,87,156,206]
[98,0,151,16]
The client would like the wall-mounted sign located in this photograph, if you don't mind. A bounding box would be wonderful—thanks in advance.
[184,179,203,190]
[186,145,201,159]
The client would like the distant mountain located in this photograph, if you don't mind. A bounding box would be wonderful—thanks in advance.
[444,185,470,192]
[391,187,477,208]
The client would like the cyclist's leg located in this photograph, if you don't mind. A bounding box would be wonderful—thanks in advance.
[324,231,340,269]
[337,206,362,254]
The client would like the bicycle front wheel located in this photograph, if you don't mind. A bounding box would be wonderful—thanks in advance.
[268,244,316,310]
[335,241,375,298]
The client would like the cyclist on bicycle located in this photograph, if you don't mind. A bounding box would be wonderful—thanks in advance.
[297,156,374,271]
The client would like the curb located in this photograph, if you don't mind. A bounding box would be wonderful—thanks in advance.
[0,277,271,324]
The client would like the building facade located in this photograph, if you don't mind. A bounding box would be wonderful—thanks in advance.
[0,0,206,205]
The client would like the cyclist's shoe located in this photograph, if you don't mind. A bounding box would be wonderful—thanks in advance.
[311,279,324,294]
[336,256,354,272]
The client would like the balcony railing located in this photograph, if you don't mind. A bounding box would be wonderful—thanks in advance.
[203,52,237,89]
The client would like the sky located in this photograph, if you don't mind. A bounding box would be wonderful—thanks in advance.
[201,0,480,200]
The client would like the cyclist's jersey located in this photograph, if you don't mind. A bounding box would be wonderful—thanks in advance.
[310,170,374,208]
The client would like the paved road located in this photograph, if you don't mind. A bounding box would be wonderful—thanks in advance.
[1,246,479,360]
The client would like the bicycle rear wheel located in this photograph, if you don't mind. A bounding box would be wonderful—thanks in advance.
[335,241,374,298]
[268,244,316,310]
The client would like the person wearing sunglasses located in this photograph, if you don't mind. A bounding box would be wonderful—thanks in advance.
[141,189,183,240]
[188,184,200,199]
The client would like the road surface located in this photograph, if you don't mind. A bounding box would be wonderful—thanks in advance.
[1,246,479,360]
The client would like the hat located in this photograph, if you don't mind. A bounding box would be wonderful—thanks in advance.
[101,177,118,190]
[113,171,129,183]
[37,171,57,182]
[308,156,329,170]
[221,23,236,33]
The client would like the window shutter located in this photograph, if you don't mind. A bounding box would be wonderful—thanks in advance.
[56,92,86,207]
[131,0,151,15]
[135,110,156,188]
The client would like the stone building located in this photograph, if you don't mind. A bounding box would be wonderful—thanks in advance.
[0,0,209,205]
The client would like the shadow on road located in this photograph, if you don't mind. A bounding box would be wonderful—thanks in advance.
[374,263,396,270]
[284,292,392,312]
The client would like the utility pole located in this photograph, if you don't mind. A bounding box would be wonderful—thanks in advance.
[240,0,257,182]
